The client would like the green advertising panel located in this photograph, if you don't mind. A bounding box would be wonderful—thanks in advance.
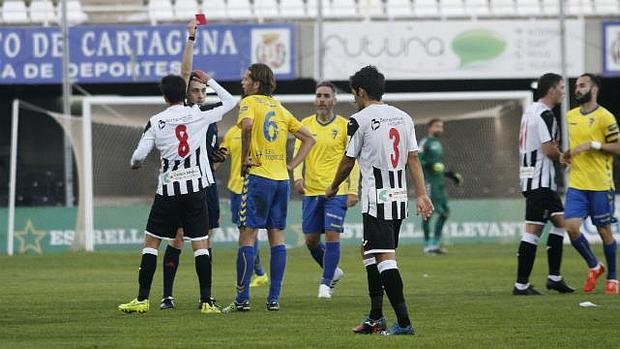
[0,198,525,255]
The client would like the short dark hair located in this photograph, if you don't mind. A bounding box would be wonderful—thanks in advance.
[427,118,442,128]
[579,73,601,89]
[159,75,186,104]
[248,63,276,96]
[536,73,562,98]
[349,65,385,101]
[316,81,337,95]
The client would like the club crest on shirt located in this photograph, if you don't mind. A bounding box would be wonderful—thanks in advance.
[331,129,338,139]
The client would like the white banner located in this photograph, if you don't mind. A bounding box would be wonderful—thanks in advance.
[603,21,620,76]
[321,20,584,80]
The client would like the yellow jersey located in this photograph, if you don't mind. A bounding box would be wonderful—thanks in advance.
[237,95,303,181]
[567,106,619,191]
[220,126,243,194]
[293,114,360,196]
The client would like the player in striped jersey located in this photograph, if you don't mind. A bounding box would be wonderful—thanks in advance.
[514,73,575,295]
[118,73,236,314]
[562,73,620,295]
[293,81,360,299]
[220,125,268,288]
[222,63,315,312]
[327,66,433,335]
[159,20,230,310]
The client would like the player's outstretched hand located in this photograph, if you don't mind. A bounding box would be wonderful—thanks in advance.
[325,185,338,199]
[346,194,359,207]
[211,147,228,163]
[560,151,571,165]
[192,69,211,83]
[187,18,197,36]
[294,179,305,195]
[416,195,434,220]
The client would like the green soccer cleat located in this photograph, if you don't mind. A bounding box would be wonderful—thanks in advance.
[250,274,269,288]
[221,300,251,313]
[201,300,222,314]
[118,298,149,314]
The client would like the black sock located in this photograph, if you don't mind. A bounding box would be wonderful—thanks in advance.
[547,233,563,277]
[366,262,384,320]
[516,241,537,284]
[138,251,157,301]
[162,245,181,298]
[208,247,213,262]
[194,251,212,303]
[380,268,410,327]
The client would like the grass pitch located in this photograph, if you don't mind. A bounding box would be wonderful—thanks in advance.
[1,243,618,348]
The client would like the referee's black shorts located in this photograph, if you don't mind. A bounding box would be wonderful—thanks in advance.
[146,189,209,241]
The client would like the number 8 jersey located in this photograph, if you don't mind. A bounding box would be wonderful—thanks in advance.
[345,104,418,220]
[131,79,237,197]
[237,95,303,180]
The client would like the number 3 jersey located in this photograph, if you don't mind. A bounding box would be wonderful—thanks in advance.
[346,104,419,220]
[131,79,237,197]
[237,94,303,181]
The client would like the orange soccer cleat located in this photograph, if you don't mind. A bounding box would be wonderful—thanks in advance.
[604,280,619,295]
[583,263,606,293]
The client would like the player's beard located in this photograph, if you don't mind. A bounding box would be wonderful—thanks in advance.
[575,88,592,105]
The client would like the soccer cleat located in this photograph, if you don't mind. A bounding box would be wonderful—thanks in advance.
[118,298,149,314]
[583,263,606,293]
[512,285,542,295]
[197,297,220,310]
[352,316,386,334]
[250,274,269,288]
[221,300,251,313]
[201,300,222,314]
[546,278,575,294]
[604,280,619,295]
[159,296,176,310]
[318,284,332,299]
[382,322,415,336]
[330,268,344,290]
[266,300,280,311]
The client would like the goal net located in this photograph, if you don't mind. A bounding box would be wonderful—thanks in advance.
[7,91,531,253]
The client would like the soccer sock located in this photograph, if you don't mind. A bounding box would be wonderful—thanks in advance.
[321,241,340,286]
[570,234,598,268]
[603,241,617,280]
[138,247,158,301]
[253,239,265,276]
[377,260,411,328]
[364,257,384,320]
[268,244,287,302]
[235,245,254,303]
[162,245,181,298]
[194,249,212,303]
[546,227,564,277]
[434,214,447,245]
[208,247,213,261]
[422,219,431,246]
[516,233,538,284]
[307,242,325,268]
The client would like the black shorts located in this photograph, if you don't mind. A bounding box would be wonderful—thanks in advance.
[205,184,220,230]
[522,188,564,225]
[146,190,209,241]
[362,213,403,255]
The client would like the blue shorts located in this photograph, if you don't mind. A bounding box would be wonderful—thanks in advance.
[205,184,220,229]
[239,175,289,230]
[302,195,348,234]
[565,188,616,227]
[230,191,241,226]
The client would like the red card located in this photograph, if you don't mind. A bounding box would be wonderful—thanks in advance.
[195,13,207,25]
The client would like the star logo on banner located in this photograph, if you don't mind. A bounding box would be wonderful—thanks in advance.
[15,219,46,255]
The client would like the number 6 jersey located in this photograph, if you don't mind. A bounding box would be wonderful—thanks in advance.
[236,95,303,180]
[345,104,418,220]
[131,79,237,197]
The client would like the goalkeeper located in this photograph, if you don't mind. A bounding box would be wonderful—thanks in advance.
[419,119,462,254]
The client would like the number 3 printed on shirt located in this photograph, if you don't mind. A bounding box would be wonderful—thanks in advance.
[389,128,400,168]
[176,124,190,157]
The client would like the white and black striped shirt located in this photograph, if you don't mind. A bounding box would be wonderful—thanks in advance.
[346,104,418,220]
[518,101,558,192]
[131,79,237,197]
